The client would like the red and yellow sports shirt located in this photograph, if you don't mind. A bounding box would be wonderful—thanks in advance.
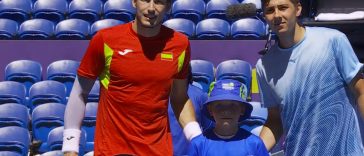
[78,22,191,156]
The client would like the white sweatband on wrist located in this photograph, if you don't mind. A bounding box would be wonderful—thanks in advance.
[183,121,202,141]
[62,129,81,153]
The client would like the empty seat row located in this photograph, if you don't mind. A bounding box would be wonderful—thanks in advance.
[164,18,267,39]
[0,0,134,24]
[0,102,97,154]
[190,59,252,96]
[4,60,80,98]
[0,80,100,109]
[0,0,261,24]
[0,17,265,40]
[0,18,123,40]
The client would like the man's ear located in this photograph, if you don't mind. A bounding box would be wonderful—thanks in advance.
[296,2,302,17]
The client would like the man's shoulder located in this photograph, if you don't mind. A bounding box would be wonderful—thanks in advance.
[307,26,346,39]
[96,23,129,37]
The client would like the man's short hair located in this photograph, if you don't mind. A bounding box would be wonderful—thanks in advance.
[262,0,300,7]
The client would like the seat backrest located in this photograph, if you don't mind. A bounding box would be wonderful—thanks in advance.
[18,19,55,39]
[33,0,68,24]
[47,60,80,97]
[88,81,100,102]
[85,102,98,119]
[0,0,32,23]
[0,151,22,156]
[240,101,267,136]
[206,0,238,20]
[163,18,196,38]
[0,18,18,39]
[55,19,90,39]
[5,60,42,97]
[240,101,267,125]
[83,102,98,143]
[104,0,136,22]
[190,60,215,92]
[90,19,124,36]
[196,18,230,39]
[216,59,252,92]
[0,103,29,128]
[231,18,266,39]
[29,81,67,109]
[0,126,30,156]
[83,151,94,156]
[241,0,262,10]
[172,0,206,24]
[47,126,87,155]
[31,103,66,143]
[0,81,26,105]
[69,0,103,23]
[40,150,63,156]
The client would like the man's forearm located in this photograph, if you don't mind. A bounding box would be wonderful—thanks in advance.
[176,99,197,128]
[259,107,283,151]
[62,76,95,153]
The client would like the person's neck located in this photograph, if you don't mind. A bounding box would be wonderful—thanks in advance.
[132,20,161,38]
[278,23,305,49]
[213,124,239,139]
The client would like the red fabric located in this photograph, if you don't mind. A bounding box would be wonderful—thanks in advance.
[78,22,190,156]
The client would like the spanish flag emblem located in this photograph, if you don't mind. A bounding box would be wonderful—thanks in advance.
[161,52,173,61]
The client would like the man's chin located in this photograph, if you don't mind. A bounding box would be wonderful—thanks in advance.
[140,21,160,28]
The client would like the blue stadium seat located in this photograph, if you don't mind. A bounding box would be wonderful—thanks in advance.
[47,126,87,155]
[190,60,215,93]
[69,0,103,23]
[0,151,22,156]
[163,18,195,38]
[83,151,94,156]
[47,60,80,97]
[242,0,262,10]
[216,60,252,94]
[29,81,67,110]
[171,0,205,24]
[104,0,136,22]
[40,150,63,156]
[0,126,30,156]
[5,60,42,98]
[88,81,100,102]
[206,0,238,20]
[0,19,18,39]
[32,103,66,153]
[91,19,124,36]
[55,19,90,39]
[240,101,267,136]
[82,102,98,152]
[231,18,266,39]
[196,18,230,39]
[18,19,55,40]
[0,0,32,23]
[0,81,26,106]
[0,103,29,128]
[33,0,68,24]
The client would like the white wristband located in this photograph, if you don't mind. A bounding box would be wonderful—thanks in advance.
[183,121,202,141]
[62,129,81,153]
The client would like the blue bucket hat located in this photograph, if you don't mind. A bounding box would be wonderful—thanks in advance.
[202,79,253,122]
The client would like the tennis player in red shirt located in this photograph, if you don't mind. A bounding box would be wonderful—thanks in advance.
[62,0,201,155]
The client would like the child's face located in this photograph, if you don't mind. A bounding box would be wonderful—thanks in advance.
[208,100,245,126]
